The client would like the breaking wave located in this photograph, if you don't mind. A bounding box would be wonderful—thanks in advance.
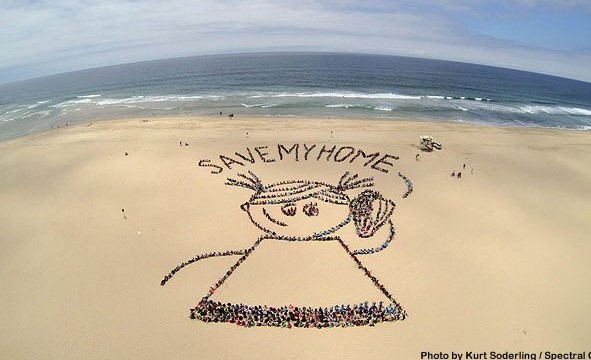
[248,92,494,101]
[50,94,223,108]
[519,106,591,116]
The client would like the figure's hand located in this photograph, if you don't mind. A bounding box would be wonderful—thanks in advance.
[350,190,395,238]
[348,219,396,255]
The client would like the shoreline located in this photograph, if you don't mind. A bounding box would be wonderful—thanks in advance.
[2,113,590,144]
[2,114,589,145]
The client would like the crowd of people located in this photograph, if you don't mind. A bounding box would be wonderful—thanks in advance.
[191,299,406,328]
[161,171,411,327]
[162,234,407,328]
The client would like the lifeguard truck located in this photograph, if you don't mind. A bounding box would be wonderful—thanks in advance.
[420,135,442,151]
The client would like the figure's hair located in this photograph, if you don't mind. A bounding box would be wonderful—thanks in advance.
[349,190,396,238]
[227,171,395,237]
[225,171,264,192]
[226,171,374,205]
[337,172,374,191]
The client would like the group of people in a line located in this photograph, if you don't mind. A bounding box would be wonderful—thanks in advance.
[339,239,401,307]
[160,249,246,287]
[191,299,405,328]
[398,172,413,198]
[353,239,390,255]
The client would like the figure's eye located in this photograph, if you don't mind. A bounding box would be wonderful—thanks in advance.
[303,202,319,217]
[281,203,297,216]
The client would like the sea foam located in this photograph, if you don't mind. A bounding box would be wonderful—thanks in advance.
[250,92,422,100]
[520,106,591,116]
[50,94,220,108]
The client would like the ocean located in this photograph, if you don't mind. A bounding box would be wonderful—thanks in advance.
[1,52,590,141]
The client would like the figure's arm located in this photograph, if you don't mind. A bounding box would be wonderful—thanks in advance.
[160,249,248,286]
[161,236,266,286]
[351,219,396,255]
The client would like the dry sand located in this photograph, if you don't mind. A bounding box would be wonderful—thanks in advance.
[1,116,590,359]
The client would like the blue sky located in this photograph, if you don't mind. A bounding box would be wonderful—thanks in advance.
[1,0,590,84]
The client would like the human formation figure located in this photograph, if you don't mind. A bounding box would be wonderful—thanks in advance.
[161,170,413,328]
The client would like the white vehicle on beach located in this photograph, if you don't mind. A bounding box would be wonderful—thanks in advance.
[420,135,442,151]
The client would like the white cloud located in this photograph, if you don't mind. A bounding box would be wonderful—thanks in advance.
[1,0,590,83]
[411,0,591,11]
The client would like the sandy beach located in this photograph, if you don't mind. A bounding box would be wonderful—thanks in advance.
[1,116,590,359]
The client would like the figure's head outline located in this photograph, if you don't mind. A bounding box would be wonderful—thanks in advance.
[226,171,395,240]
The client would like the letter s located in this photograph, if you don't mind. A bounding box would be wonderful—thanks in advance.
[198,159,223,174]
